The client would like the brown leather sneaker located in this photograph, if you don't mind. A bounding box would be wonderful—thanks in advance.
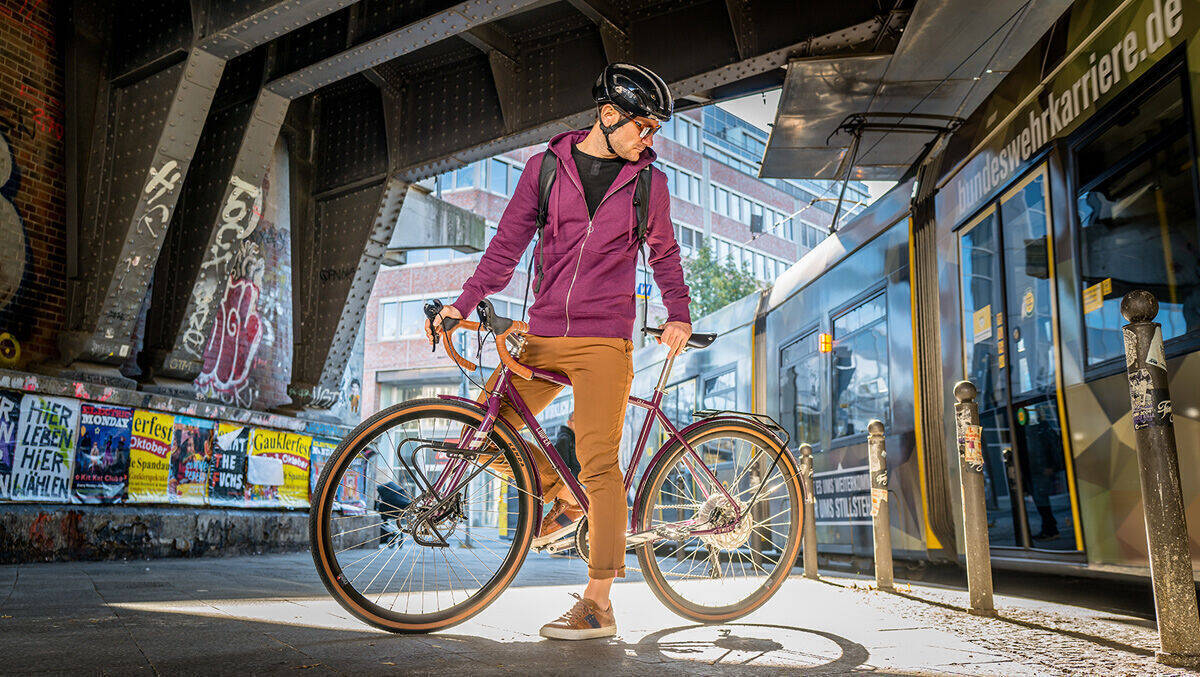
[531,498,583,548]
[539,593,616,640]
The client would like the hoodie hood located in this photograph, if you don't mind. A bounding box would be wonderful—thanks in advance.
[545,129,657,241]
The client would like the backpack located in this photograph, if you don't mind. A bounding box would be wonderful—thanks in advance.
[531,151,653,295]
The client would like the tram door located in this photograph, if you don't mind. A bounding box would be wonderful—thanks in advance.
[958,166,1079,552]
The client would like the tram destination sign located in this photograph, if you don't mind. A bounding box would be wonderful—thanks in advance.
[812,465,872,526]
[939,0,1192,226]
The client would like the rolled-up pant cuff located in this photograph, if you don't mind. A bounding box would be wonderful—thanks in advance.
[587,566,625,580]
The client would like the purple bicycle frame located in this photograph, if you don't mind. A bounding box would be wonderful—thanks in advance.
[430,357,741,531]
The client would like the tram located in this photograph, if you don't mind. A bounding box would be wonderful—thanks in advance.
[630,0,1200,579]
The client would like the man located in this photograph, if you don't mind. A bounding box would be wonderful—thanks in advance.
[554,412,581,480]
[425,63,692,640]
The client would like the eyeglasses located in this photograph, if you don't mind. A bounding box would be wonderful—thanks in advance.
[618,110,662,139]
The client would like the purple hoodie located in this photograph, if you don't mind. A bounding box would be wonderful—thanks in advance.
[451,129,692,339]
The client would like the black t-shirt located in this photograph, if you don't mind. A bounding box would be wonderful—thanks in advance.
[571,144,625,218]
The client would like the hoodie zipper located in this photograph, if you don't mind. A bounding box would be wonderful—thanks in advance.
[560,157,643,336]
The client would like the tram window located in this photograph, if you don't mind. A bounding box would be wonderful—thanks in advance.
[661,378,696,429]
[780,331,821,449]
[1073,67,1200,367]
[831,292,889,439]
[702,369,736,412]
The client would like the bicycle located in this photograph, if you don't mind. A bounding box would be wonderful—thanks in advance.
[310,298,805,633]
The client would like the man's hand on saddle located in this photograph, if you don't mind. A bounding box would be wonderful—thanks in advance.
[425,303,463,346]
[656,321,692,358]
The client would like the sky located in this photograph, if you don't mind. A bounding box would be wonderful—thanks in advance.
[716,89,895,202]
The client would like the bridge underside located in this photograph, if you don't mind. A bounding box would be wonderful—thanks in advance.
[27,0,912,413]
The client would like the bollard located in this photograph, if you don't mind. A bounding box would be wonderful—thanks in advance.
[799,444,818,579]
[1121,291,1200,668]
[954,381,994,615]
[867,420,893,590]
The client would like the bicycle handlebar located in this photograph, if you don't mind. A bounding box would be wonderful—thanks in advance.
[424,299,534,380]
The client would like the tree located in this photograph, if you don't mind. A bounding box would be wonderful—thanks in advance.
[682,238,764,319]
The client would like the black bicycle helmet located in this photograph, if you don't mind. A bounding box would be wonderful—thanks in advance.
[593,63,673,153]
[593,62,674,121]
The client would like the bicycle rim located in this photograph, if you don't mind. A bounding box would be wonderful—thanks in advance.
[635,423,802,622]
[310,399,536,632]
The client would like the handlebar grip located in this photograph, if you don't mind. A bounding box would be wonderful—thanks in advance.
[436,319,480,372]
[495,322,533,380]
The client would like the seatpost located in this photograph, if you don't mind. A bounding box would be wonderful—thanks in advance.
[654,350,679,393]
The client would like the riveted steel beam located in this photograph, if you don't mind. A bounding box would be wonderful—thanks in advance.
[61,1,361,375]
[566,0,628,62]
[197,0,361,60]
[158,0,547,386]
[461,24,518,63]
[392,10,886,182]
[724,0,756,60]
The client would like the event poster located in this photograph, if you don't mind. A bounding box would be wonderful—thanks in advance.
[128,410,174,503]
[310,438,366,514]
[247,429,311,508]
[170,416,215,505]
[0,390,19,500]
[72,404,133,504]
[10,395,79,502]
[208,423,249,507]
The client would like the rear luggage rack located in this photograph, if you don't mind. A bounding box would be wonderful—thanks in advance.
[692,409,790,448]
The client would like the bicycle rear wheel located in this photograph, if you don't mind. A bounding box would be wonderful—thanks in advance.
[310,398,536,633]
[634,419,803,622]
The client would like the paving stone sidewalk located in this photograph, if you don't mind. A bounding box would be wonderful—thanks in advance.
[0,551,1195,675]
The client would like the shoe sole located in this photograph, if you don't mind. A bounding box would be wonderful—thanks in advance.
[539,625,617,640]
[531,521,579,548]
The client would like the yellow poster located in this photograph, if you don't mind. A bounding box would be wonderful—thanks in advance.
[128,410,174,503]
[972,305,992,343]
[247,429,310,508]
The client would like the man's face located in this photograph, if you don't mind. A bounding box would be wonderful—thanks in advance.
[600,104,657,161]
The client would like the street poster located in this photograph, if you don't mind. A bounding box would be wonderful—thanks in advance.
[208,423,249,507]
[0,390,19,500]
[10,395,79,502]
[311,438,365,514]
[247,429,311,508]
[73,404,133,504]
[170,415,215,505]
[129,410,174,503]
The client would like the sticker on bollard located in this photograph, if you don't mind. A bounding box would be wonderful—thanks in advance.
[870,487,886,517]
[1129,369,1173,429]
[959,424,983,468]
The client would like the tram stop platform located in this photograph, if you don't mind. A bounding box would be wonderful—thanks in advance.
[0,551,1192,676]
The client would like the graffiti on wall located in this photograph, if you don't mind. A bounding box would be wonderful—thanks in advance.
[193,140,294,411]
[0,131,32,367]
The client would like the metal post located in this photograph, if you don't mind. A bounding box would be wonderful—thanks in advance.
[867,420,893,590]
[458,331,472,549]
[800,444,818,579]
[1121,291,1200,668]
[954,381,994,615]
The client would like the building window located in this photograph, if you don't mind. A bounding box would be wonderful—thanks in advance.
[489,158,508,195]
[454,163,476,188]
[378,383,456,410]
[702,368,736,411]
[831,291,889,439]
[1072,61,1200,368]
[379,301,400,340]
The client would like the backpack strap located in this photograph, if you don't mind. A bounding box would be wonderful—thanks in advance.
[532,151,558,293]
[632,164,652,244]
[632,164,654,332]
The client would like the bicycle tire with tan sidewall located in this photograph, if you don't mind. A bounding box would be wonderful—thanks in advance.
[634,419,804,623]
[310,398,537,633]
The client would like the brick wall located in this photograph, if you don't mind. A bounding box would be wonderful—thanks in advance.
[0,1,66,369]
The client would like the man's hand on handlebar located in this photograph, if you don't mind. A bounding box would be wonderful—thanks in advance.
[425,303,463,346]
[656,320,692,359]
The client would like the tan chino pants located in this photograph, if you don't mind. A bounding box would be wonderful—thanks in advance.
[477,334,634,579]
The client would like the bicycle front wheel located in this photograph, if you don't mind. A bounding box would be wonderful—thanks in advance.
[635,419,803,622]
[310,398,537,633]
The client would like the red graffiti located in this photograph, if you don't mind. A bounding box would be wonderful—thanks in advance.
[0,1,52,40]
[197,276,262,401]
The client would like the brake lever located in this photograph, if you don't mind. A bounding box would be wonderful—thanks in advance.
[424,299,443,353]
